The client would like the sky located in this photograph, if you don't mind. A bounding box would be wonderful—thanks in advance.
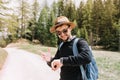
[8,0,87,8]
[5,0,87,16]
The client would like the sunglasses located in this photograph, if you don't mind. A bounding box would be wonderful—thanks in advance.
[56,27,69,36]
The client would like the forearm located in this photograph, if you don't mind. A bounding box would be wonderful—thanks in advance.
[61,51,91,66]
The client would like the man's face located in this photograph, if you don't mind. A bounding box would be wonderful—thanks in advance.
[55,24,72,41]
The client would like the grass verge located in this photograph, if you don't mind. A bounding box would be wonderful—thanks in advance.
[0,47,8,70]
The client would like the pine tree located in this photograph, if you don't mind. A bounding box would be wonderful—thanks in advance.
[57,0,65,16]
[91,0,105,46]
[64,0,76,21]
[0,0,10,31]
[30,0,40,41]
[18,0,31,38]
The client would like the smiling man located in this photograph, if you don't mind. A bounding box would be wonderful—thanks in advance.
[41,16,92,80]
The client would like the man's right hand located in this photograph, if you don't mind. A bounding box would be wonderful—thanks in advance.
[40,48,51,62]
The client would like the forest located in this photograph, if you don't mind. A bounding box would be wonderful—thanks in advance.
[0,0,120,51]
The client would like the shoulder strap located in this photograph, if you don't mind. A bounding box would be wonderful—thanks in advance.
[73,38,79,56]
[73,38,88,80]
[58,42,64,50]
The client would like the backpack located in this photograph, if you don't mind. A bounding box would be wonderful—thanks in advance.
[59,38,98,80]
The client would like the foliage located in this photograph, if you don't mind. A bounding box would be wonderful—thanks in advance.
[17,0,31,38]
[0,0,11,30]
[0,37,13,48]
[29,0,120,51]
[0,0,119,51]
[0,39,7,47]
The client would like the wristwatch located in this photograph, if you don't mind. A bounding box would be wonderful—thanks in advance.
[60,58,63,64]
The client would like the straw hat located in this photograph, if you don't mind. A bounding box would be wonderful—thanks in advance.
[50,16,76,33]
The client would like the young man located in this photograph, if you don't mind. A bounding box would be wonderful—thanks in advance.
[41,16,92,80]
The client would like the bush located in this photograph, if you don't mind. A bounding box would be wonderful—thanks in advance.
[0,39,7,48]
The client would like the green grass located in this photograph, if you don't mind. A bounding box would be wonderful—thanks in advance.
[96,57,120,80]
[0,48,8,70]
[16,43,120,80]
[93,50,120,80]
[18,43,57,55]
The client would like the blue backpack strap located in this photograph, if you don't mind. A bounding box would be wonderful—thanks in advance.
[73,38,88,80]
[58,42,64,50]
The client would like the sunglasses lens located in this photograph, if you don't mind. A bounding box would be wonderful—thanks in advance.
[63,29,68,34]
[56,27,69,36]
[56,31,61,35]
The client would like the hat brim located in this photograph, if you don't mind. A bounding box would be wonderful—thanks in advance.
[50,22,76,33]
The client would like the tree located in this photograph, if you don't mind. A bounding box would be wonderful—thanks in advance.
[28,0,40,41]
[76,1,85,29]
[108,0,120,51]
[57,0,65,16]
[91,0,105,46]
[17,0,31,38]
[46,10,57,46]
[6,14,19,39]
[51,1,58,17]
[81,0,93,44]
[64,0,76,21]
[76,1,90,43]
[113,0,120,51]
[37,3,49,44]
[0,0,10,30]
